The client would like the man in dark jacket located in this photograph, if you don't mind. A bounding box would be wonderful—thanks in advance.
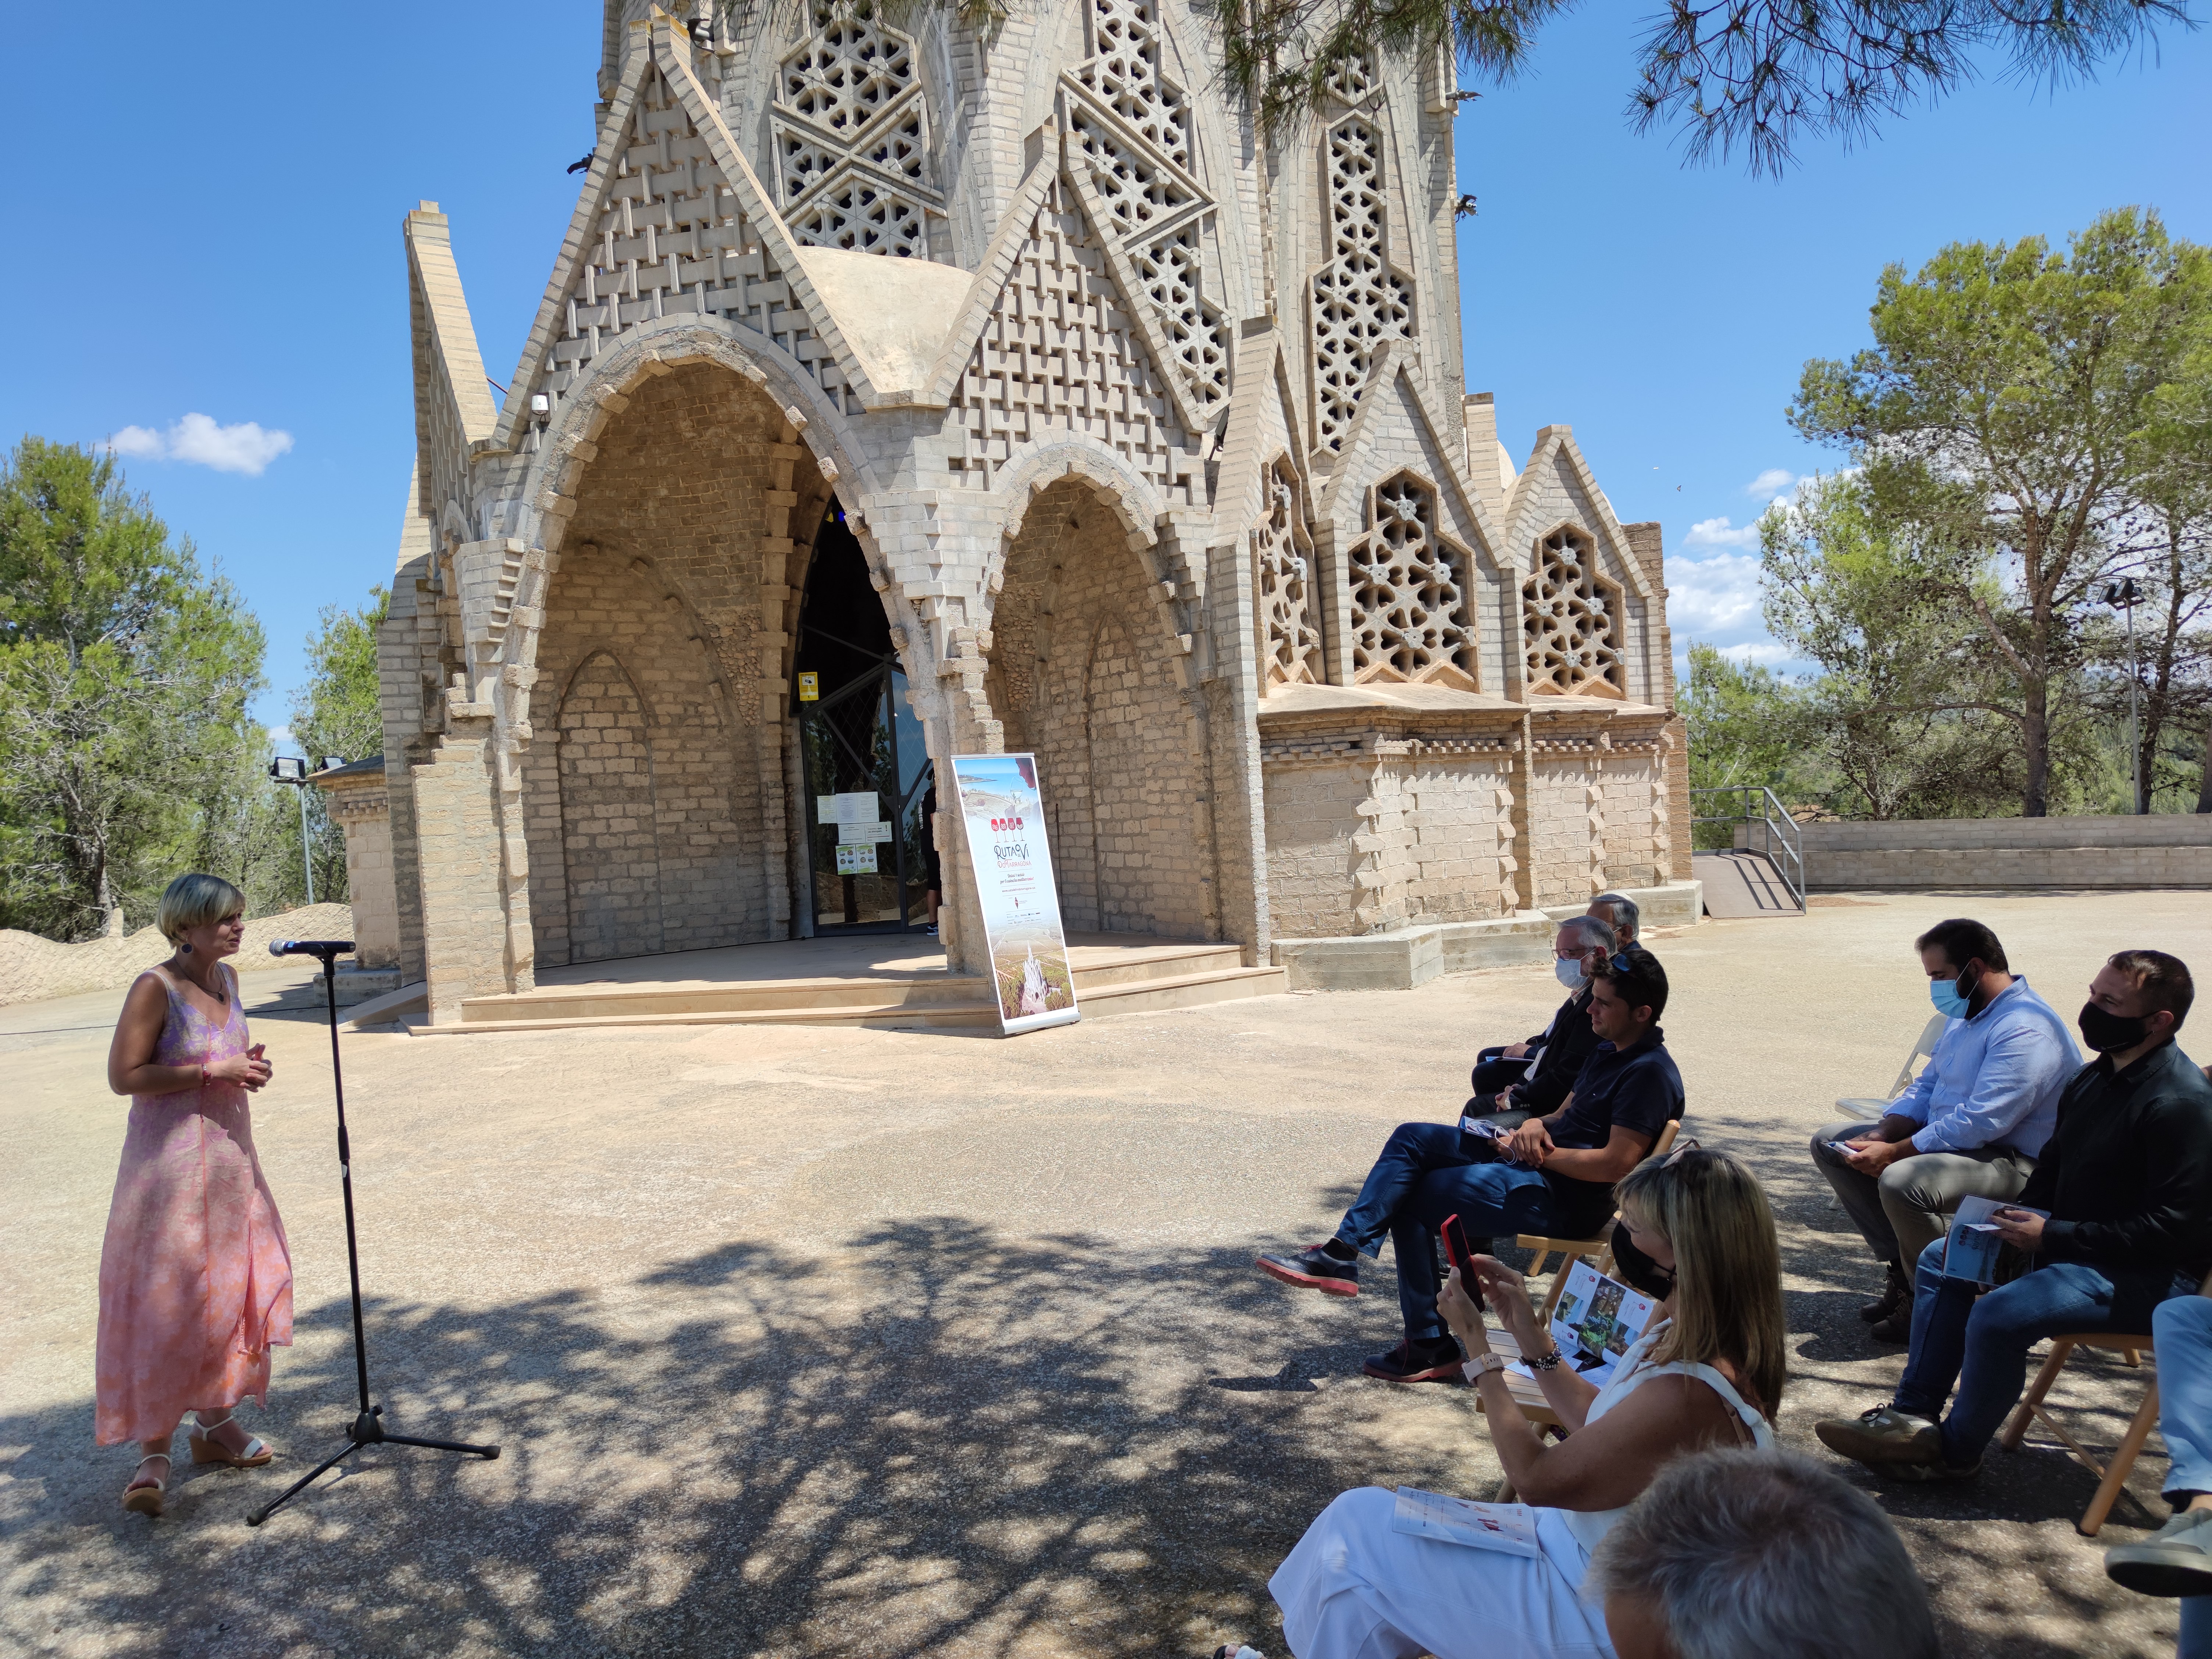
[1817,949,2212,1481]
[1468,914,1618,1123]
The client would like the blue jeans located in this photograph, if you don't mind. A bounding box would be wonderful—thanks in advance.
[2154,1297,2212,1657]
[1894,1235,2192,1467]
[1334,1121,1560,1344]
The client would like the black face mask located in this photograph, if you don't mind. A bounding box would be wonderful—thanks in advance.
[2080,1001,2153,1054]
[1610,1220,1677,1299]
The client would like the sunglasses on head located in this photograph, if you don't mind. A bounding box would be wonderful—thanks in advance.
[1662,1136,1701,1168]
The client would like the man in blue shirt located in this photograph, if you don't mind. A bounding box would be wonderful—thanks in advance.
[1255,946,1683,1382]
[1811,918,2079,1340]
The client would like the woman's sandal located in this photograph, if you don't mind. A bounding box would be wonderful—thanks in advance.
[122,1452,169,1517]
[188,1410,274,1469]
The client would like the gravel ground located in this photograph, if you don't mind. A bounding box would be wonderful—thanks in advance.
[3,891,2206,1659]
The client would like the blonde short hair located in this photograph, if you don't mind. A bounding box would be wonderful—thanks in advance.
[157,873,245,943]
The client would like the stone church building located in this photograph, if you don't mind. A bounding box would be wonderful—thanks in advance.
[377,1,1695,1024]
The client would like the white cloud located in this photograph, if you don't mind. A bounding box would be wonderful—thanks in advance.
[104,413,293,476]
[1664,551,1765,632]
[1712,641,1794,666]
[1745,468,1797,502]
[1684,515,1763,551]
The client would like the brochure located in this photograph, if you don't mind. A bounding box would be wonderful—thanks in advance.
[1390,1487,1540,1558]
[1942,1196,2047,1286]
[1513,1260,1657,1388]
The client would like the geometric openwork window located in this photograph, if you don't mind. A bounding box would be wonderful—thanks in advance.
[1253,457,1321,689]
[1348,474,1476,688]
[1310,63,1413,455]
[773,3,942,258]
[1522,524,1625,697]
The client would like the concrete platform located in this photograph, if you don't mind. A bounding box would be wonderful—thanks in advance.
[419,933,1288,1034]
[1695,849,1804,917]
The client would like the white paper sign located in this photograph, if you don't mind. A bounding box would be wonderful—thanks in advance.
[836,820,894,846]
[949,753,1079,1036]
[834,843,877,874]
[817,792,880,826]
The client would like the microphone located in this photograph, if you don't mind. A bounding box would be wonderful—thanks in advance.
[268,939,356,957]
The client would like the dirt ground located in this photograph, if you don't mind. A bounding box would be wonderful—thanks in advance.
[4,891,2207,1659]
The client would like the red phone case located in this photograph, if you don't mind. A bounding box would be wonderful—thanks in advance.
[1442,1214,1485,1307]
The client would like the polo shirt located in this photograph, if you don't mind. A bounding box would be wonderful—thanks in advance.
[1545,1026,1684,1237]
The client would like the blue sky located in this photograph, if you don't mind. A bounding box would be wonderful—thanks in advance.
[3,3,2208,732]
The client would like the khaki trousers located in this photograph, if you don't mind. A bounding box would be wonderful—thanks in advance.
[1810,1119,2036,1271]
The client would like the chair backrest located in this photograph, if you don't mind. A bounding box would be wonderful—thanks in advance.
[1652,1119,1680,1159]
[1888,1013,1949,1099]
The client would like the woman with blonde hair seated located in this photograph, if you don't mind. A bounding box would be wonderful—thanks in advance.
[1218,1145,1787,1659]
[100,873,292,1516]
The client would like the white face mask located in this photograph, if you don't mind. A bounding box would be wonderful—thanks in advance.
[1554,957,1589,992]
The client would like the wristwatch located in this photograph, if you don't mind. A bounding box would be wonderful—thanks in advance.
[1465,1352,1510,1382]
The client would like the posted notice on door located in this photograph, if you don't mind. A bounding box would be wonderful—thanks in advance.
[948,754,1079,1035]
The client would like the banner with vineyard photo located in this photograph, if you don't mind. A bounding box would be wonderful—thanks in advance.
[948,754,1079,1035]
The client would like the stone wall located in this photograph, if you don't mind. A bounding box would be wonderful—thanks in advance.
[1785,815,2212,891]
[988,483,1213,938]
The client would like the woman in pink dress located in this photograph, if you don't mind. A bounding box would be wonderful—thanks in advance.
[100,873,293,1516]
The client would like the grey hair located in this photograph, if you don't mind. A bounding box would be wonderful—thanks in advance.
[157,873,245,944]
[1558,915,1617,954]
[1587,1448,1937,1659]
[1591,891,1640,935]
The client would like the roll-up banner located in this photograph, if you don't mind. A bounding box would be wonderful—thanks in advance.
[948,753,1080,1035]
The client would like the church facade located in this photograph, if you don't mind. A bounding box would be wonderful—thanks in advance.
[378,1,1695,1023]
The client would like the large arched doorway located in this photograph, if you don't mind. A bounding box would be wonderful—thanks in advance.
[985,480,1214,938]
[792,502,932,933]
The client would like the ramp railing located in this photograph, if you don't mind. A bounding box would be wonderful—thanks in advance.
[1690,786,1806,913]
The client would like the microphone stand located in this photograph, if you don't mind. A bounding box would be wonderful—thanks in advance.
[247,943,499,1526]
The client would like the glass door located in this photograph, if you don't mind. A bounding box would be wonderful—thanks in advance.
[800,665,932,932]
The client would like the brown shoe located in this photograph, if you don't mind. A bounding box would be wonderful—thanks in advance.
[1860,1262,1910,1323]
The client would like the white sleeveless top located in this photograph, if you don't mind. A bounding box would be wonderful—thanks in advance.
[1548,1320,1773,1564]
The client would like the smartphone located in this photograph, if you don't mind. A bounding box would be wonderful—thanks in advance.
[1441,1214,1487,1310]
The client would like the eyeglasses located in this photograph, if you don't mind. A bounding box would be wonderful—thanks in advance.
[1663,1137,1702,1168]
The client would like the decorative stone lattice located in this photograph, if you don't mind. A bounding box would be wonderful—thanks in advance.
[1062,0,1231,420]
[1347,475,1476,686]
[1311,106,1413,453]
[772,3,941,258]
[1252,457,1321,687]
[538,64,852,415]
[944,179,1195,499]
[1522,525,1625,696]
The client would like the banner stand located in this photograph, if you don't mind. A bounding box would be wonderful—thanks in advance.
[948,753,1080,1035]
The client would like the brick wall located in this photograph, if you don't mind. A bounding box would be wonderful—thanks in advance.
[987,484,1213,938]
[522,366,781,965]
[1260,755,1367,937]
[1787,815,2212,890]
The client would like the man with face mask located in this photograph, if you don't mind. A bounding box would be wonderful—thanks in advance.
[1817,949,2212,1484]
[1809,918,2078,1341]
[1466,915,1617,1127]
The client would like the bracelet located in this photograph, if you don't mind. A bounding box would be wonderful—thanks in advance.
[199,1061,213,1087]
[1525,1347,1565,1372]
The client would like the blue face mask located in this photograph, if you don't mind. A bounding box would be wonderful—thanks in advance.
[1929,966,1980,1020]
[1554,957,1589,992]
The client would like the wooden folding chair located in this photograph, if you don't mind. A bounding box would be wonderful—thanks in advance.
[1516,1120,1680,1316]
[1834,1012,1947,1119]
[1998,1272,2212,1536]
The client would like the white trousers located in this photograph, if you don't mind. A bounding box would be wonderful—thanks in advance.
[1269,1488,1616,1659]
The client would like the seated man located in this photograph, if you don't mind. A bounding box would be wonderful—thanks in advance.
[2105,1291,2212,1659]
[1467,914,1616,1120]
[1816,949,2212,1482]
[1592,1448,1940,1659]
[1256,946,1682,1382]
[1810,917,2078,1340]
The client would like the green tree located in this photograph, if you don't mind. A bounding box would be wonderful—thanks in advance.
[275,588,390,905]
[1197,0,2183,171]
[1790,208,2203,816]
[1759,472,2025,819]
[0,439,266,939]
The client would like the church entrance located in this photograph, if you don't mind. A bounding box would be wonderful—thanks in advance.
[793,504,933,934]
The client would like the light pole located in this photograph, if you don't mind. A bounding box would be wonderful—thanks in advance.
[270,756,347,905]
[2102,579,2144,814]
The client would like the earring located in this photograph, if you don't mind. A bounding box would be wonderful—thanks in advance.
[179,942,192,954]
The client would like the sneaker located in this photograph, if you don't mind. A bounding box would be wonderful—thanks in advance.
[1885,1455,1982,1484]
[1860,1262,1911,1324]
[1256,1244,1359,1297]
[1815,1403,1941,1466]
[2106,1508,2212,1598]
[1362,1335,1465,1383]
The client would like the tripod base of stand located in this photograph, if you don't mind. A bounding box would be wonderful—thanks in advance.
[246,1404,499,1527]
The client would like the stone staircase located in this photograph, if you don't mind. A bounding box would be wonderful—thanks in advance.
[421,941,1285,1035]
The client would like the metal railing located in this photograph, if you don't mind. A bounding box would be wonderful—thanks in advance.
[1690,786,1806,913]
